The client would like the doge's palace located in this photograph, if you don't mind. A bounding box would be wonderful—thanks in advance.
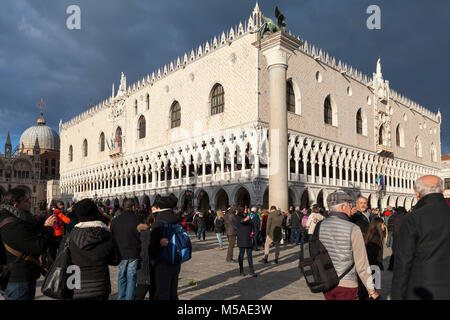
[59,4,442,212]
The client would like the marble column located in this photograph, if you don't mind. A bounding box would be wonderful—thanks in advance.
[253,31,301,212]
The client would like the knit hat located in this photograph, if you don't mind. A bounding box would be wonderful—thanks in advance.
[74,198,102,222]
[153,194,178,209]
[327,191,353,207]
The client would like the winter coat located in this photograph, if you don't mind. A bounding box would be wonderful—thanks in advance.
[110,210,143,260]
[224,212,238,236]
[51,209,71,237]
[250,212,260,233]
[214,217,225,234]
[391,193,450,300]
[0,204,54,282]
[193,215,206,229]
[65,211,79,234]
[67,220,121,300]
[290,211,302,229]
[148,209,180,263]
[261,215,268,231]
[236,214,253,248]
[306,212,325,235]
[393,209,408,238]
[350,211,371,237]
[136,224,151,286]
[266,210,284,242]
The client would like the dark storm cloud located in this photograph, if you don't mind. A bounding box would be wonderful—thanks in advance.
[1,0,449,155]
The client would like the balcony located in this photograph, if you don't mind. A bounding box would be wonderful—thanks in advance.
[376,144,393,157]
[109,147,123,160]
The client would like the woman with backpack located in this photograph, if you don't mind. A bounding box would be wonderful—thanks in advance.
[214,210,226,250]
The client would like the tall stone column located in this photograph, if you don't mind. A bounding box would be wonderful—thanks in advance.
[253,31,301,212]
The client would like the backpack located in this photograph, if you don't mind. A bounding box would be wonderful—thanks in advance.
[301,215,309,228]
[299,221,354,293]
[159,220,192,265]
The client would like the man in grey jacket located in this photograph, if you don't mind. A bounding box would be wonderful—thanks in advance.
[319,191,379,300]
[261,206,284,264]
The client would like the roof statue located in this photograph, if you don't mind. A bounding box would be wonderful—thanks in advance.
[251,5,286,44]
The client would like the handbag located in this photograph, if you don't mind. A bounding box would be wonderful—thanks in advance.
[41,235,73,300]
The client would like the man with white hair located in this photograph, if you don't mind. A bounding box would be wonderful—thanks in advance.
[249,207,261,251]
[392,175,450,300]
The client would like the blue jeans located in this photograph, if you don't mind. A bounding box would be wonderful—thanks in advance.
[290,228,301,245]
[386,231,393,248]
[0,281,36,300]
[239,247,254,269]
[252,232,259,250]
[216,233,223,247]
[118,259,138,300]
[197,227,206,240]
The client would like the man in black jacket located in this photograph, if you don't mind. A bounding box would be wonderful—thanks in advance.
[0,189,56,300]
[350,196,371,238]
[392,175,450,300]
[148,194,180,300]
[110,199,143,300]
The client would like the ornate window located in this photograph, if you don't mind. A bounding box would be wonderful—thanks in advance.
[378,125,385,145]
[82,139,88,157]
[99,132,105,152]
[170,101,181,128]
[115,127,122,148]
[210,84,224,115]
[138,115,146,139]
[415,137,422,157]
[286,80,295,113]
[396,124,405,148]
[356,109,363,135]
[69,145,73,162]
[324,95,333,125]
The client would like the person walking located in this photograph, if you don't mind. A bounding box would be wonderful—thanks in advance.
[289,207,303,245]
[260,209,268,246]
[318,191,379,300]
[261,206,284,264]
[249,207,261,251]
[236,208,257,277]
[224,206,238,262]
[148,194,181,300]
[387,206,408,271]
[110,199,143,300]
[392,176,450,300]
[214,210,226,250]
[194,212,206,241]
[0,189,57,300]
[135,213,155,300]
[64,199,121,300]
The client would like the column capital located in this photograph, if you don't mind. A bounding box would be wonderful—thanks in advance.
[253,31,302,67]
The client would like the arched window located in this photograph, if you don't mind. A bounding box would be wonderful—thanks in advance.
[356,109,363,135]
[396,124,405,148]
[99,132,105,152]
[379,125,385,145]
[115,127,122,149]
[138,115,146,139]
[170,101,181,128]
[286,80,295,113]
[415,137,422,157]
[210,84,224,115]
[134,99,138,115]
[82,139,88,157]
[324,95,337,126]
[146,94,150,110]
[431,143,437,162]
[69,145,73,162]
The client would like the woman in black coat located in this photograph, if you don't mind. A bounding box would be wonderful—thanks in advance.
[64,199,121,300]
[236,210,257,277]
[135,213,155,300]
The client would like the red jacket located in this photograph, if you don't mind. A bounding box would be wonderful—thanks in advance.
[52,209,71,237]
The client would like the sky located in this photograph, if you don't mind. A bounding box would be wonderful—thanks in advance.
[1,0,449,155]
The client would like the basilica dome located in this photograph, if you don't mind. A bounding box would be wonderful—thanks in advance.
[19,109,60,151]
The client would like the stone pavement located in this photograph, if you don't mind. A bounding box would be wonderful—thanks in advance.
[4,231,393,300]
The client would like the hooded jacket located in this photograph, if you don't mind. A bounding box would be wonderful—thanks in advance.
[0,204,54,282]
[67,220,121,300]
[391,193,450,300]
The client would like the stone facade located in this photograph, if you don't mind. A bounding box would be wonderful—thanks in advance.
[58,5,441,212]
[441,155,450,201]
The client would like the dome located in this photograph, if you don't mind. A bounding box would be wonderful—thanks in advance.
[19,124,60,151]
